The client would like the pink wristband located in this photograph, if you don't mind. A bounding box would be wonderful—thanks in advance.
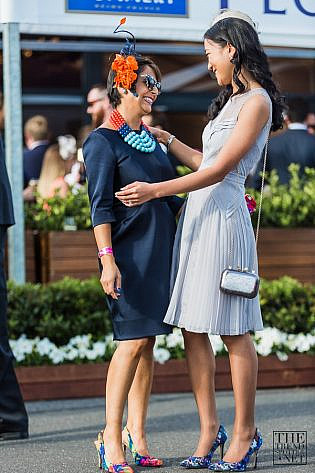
[98,247,113,258]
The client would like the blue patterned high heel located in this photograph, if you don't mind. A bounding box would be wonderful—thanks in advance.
[180,425,228,469]
[94,431,134,473]
[208,428,262,471]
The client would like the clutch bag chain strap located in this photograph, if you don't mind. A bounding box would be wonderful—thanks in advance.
[228,136,269,270]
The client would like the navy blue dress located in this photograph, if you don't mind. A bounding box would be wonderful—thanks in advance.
[83,128,183,341]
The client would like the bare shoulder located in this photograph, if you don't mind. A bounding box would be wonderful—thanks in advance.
[241,92,270,116]
[238,92,270,129]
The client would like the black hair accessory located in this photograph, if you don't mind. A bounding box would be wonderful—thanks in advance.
[113,17,138,58]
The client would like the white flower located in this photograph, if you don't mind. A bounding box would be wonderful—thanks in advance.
[36,337,57,357]
[153,347,171,364]
[166,329,184,349]
[68,334,91,348]
[155,334,167,347]
[49,348,65,364]
[209,335,225,355]
[276,351,288,361]
[64,347,79,361]
[92,341,106,357]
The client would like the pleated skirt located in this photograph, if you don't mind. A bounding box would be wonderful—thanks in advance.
[164,186,264,335]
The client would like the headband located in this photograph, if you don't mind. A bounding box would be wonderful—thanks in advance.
[211,9,257,31]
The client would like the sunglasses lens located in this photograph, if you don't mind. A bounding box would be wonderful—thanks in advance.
[144,75,161,93]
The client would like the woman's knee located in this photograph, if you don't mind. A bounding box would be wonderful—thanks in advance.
[221,333,251,349]
[182,328,207,344]
[120,338,152,358]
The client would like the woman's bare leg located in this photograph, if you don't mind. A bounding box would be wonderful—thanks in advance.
[124,336,156,455]
[221,333,257,462]
[183,329,219,456]
[102,338,150,464]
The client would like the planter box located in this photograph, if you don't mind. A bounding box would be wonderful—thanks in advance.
[39,231,99,282]
[15,354,315,402]
[258,228,315,284]
[31,228,315,283]
[5,230,39,283]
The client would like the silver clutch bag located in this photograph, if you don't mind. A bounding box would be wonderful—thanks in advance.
[220,268,260,299]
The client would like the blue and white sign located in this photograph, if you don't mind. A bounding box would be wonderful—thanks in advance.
[66,0,188,17]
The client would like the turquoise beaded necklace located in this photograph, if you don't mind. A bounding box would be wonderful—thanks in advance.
[110,109,156,153]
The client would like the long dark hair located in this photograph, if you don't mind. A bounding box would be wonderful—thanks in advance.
[204,17,284,131]
[107,56,161,108]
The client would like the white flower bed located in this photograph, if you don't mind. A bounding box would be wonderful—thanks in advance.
[9,327,315,366]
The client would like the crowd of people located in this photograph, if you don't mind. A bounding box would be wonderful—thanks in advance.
[19,94,315,207]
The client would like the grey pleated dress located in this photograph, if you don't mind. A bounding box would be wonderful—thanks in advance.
[164,88,272,335]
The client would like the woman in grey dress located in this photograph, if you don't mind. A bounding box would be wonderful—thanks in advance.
[116,10,284,472]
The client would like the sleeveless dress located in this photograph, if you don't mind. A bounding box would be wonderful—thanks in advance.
[164,88,272,335]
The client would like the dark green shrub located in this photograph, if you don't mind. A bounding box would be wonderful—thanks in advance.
[177,164,315,227]
[7,276,315,342]
[260,277,315,333]
[7,277,111,345]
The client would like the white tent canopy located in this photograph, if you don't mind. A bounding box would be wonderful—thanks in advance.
[1,0,315,48]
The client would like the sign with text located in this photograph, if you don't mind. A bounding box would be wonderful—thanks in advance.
[66,0,188,17]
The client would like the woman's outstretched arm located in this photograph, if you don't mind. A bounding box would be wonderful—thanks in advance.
[116,95,269,204]
[151,126,203,171]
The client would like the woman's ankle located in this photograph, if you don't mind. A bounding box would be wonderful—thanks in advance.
[232,425,256,441]
[103,425,123,442]
[125,425,146,439]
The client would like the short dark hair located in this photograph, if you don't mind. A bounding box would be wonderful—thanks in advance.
[107,56,161,108]
[287,97,309,123]
[89,83,107,93]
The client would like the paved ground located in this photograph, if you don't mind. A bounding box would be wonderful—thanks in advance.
[1,388,314,473]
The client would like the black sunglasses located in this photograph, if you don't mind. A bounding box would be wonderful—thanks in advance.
[140,74,162,94]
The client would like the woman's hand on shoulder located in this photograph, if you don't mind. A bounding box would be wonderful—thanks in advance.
[115,181,158,206]
[148,126,170,145]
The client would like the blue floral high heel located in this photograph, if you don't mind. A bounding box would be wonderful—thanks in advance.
[180,425,228,469]
[94,431,134,473]
[208,428,262,471]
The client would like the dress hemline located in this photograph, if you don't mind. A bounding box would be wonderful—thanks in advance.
[164,321,264,336]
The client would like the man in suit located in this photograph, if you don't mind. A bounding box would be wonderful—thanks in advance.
[23,115,49,188]
[252,98,315,187]
[0,134,29,440]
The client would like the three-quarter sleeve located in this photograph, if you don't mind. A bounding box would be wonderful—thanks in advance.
[83,131,117,227]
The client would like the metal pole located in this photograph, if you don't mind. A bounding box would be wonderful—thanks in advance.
[3,22,25,283]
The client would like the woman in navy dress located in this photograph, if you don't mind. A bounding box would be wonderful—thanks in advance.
[83,43,182,472]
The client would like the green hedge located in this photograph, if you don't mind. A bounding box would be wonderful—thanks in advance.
[7,276,315,343]
[7,278,111,345]
[176,164,315,227]
[25,164,315,231]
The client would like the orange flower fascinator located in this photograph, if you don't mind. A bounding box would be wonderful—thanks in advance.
[111,18,139,91]
[112,54,138,90]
